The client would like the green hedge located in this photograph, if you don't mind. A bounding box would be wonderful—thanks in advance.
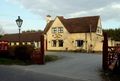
[14,45,34,61]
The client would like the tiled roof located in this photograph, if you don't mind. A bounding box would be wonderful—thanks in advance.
[44,16,100,34]
[0,32,43,42]
[44,20,54,34]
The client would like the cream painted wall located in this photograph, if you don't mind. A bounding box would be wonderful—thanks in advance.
[108,38,115,46]
[46,17,70,50]
[11,42,14,46]
[34,42,40,48]
[16,42,19,45]
[22,42,25,45]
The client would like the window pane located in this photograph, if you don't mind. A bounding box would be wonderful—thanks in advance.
[76,40,84,47]
[52,28,57,33]
[52,40,57,47]
[58,40,63,47]
[58,27,63,33]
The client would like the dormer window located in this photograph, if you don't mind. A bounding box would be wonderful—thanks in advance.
[51,27,63,33]
[97,27,102,34]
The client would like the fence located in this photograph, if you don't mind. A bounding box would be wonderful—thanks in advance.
[103,33,120,72]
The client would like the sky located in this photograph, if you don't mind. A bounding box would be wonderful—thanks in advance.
[0,0,120,34]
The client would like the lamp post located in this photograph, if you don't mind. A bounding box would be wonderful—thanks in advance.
[16,16,23,45]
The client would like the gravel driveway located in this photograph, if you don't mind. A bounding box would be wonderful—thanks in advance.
[8,52,103,81]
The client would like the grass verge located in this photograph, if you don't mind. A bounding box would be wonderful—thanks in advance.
[0,55,59,65]
[100,70,120,81]
[45,55,59,62]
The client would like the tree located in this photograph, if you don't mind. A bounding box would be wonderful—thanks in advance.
[103,28,120,41]
[22,29,43,33]
[0,25,4,38]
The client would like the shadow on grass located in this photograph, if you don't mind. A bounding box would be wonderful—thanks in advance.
[100,70,120,81]
[0,58,31,65]
[0,55,60,65]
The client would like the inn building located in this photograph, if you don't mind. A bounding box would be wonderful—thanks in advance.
[44,15,103,52]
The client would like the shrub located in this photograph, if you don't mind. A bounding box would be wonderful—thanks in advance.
[14,45,34,61]
[0,50,10,58]
[45,55,59,62]
[8,46,16,59]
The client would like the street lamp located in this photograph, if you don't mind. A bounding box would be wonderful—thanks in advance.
[16,16,23,45]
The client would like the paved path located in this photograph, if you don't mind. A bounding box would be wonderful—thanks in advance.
[7,52,104,81]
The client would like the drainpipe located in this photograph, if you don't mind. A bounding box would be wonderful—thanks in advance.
[85,33,88,52]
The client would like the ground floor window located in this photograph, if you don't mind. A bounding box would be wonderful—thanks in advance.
[58,40,63,47]
[76,40,84,47]
[52,40,57,47]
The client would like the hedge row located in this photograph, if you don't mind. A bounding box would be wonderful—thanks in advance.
[0,45,35,62]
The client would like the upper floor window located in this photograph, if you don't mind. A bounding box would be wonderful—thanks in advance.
[97,27,102,34]
[51,27,63,33]
[76,40,84,47]
[58,27,63,33]
[52,28,57,33]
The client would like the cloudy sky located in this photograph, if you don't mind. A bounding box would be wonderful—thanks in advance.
[0,0,120,34]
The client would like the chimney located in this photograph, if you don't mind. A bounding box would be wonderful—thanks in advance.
[46,15,51,23]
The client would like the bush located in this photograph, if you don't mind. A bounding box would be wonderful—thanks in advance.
[0,50,10,58]
[14,45,34,61]
[8,46,16,59]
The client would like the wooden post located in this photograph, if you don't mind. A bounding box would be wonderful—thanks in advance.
[103,32,108,71]
[40,34,45,64]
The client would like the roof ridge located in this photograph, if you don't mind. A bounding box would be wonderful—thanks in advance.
[66,15,100,20]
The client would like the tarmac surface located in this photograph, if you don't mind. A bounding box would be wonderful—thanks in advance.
[0,52,104,81]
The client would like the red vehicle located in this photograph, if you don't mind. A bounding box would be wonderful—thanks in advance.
[0,41,9,51]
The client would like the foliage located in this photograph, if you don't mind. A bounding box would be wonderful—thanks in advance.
[45,55,59,62]
[101,70,120,81]
[0,58,27,65]
[0,45,60,65]
[22,30,43,33]
[0,35,3,38]
[0,55,59,65]
[0,25,4,35]
[0,51,10,58]
[103,28,120,41]
[14,45,34,61]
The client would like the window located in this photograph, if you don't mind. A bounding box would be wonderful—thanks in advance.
[97,27,102,34]
[58,40,63,47]
[52,28,57,33]
[58,27,63,33]
[51,27,63,33]
[52,40,57,47]
[76,40,84,47]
